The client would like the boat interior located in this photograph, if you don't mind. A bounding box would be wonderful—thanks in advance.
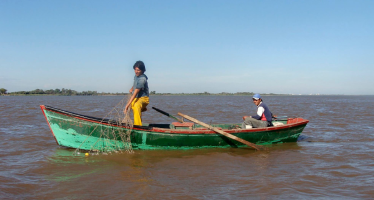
[43,105,293,131]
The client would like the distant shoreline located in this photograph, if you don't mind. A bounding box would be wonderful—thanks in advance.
[0,88,366,96]
[1,93,360,96]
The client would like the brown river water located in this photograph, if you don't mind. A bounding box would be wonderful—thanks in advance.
[1,95,374,199]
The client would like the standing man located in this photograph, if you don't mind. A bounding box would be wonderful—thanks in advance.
[124,61,149,126]
[242,94,273,129]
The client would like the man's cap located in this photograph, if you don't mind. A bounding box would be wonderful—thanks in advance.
[252,94,261,100]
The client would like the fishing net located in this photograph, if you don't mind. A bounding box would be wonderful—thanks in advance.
[74,94,134,155]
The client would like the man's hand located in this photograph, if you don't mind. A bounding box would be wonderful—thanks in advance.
[124,103,131,113]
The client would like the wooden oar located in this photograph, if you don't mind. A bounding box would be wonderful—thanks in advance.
[152,107,184,123]
[178,112,266,151]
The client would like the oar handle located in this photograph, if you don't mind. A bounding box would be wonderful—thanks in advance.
[152,107,184,123]
[152,107,170,116]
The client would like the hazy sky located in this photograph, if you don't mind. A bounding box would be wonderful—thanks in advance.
[1,0,373,95]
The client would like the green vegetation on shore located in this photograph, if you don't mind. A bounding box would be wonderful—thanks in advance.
[1,88,288,96]
[0,88,7,95]
[2,88,125,96]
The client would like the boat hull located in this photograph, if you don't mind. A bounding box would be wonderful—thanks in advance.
[40,105,309,150]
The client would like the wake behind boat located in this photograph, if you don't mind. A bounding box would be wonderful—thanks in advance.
[40,105,309,151]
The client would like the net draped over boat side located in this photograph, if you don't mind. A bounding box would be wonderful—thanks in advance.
[74,94,134,155]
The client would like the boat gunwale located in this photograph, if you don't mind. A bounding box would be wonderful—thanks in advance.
[151,119,308,134]
[41,105,152,130]
[40,105,309,135]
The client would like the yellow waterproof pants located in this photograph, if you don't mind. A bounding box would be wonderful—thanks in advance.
[131,96,149,126]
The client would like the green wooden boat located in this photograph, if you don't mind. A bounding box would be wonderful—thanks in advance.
[40,105,309,151]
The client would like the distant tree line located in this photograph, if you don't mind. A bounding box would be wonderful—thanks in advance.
[4,88,127,96]
[1,88,282,96]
